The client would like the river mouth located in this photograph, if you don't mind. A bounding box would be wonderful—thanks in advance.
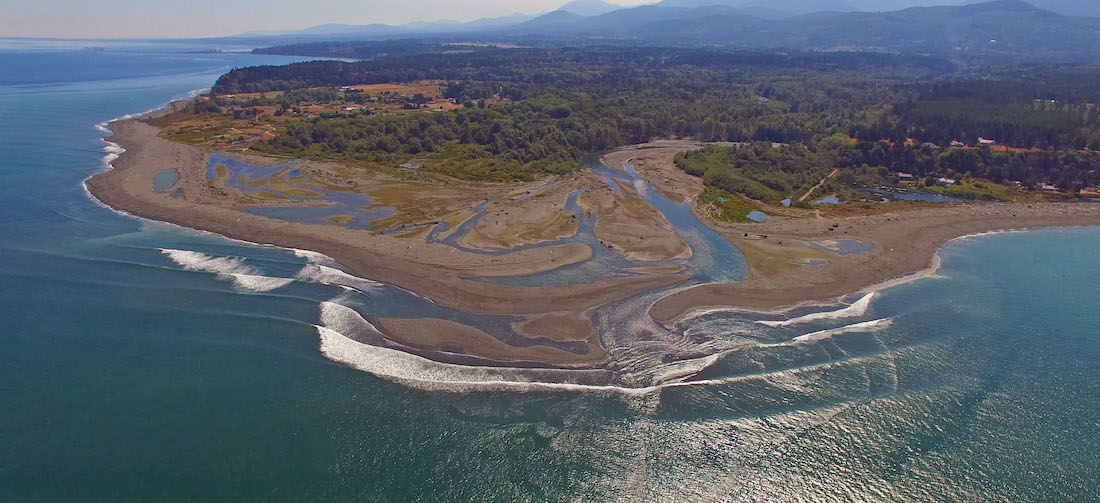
[157,146,918,392]
[189,149,771,388]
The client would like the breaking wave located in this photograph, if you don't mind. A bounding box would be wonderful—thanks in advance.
[790,318,895,344]
[296,264,381,293]
[160,248,294,292]
[292,248,338,266]
[759,292,878,327]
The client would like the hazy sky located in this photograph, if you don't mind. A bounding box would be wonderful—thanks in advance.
[0,0,654,39]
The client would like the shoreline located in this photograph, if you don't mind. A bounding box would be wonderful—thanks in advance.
[86,106,1100,367]
[86,119,688,319]
[85,116,690,365]
[649,208,1100,323]
[594,145,1100,322]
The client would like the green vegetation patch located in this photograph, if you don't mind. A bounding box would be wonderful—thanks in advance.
[698,187,762,223]
[677,143,830,204]
[925,180,1025,201]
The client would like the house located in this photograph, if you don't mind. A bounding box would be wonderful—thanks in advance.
[950,140,965,147]
[898,172,915,181]
[978,137,996,145]
[936,178,957,187]
[1040,183,1059,192]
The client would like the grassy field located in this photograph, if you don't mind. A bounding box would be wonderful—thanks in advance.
[925,180,1042,202]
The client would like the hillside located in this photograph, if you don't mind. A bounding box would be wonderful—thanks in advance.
[255,1,1100,63]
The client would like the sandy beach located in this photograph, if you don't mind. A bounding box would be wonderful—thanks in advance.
[650,201,1100,322]
[87,119,692,364]
[88,115,1100,365]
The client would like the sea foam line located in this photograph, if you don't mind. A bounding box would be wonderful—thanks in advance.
[317,301,797,395]
[318,319,898,396]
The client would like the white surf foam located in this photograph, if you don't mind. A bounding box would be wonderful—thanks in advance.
[317,300,810,395]
[297,264,381,292]
[790,318,894,344]
[320,320,872,396]
[84,87,210,210]
[758,292,877,327]
[160,248,293,292]
[292,248,338,266]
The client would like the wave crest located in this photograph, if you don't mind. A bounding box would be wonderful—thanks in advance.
[791,318,894,344]
[160,248,293,292]
[759,292,877,327]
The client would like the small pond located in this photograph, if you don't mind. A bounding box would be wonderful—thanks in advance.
[153,169,179,193]
[746,211,771,222]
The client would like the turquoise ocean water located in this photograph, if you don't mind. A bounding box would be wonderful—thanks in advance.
[1,40,1098,501]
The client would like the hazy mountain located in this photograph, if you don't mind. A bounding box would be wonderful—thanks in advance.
[502,0,1100,61]
[249,0,1100,63]
[657,0,851,14]
[1025,0,1100,16]
[557,0,625,16]
[657,0,1100,16]
[506,4,779,36]
[506,10,588,33]
[292,13,534,37]
[768,0,1099,56]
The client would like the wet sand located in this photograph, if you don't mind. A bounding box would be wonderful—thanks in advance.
[458,181,581,250]
[579,179,691,261]
[600,142,707,204]
[87,120,689,322]
[651,202,1100,322]
[89,117,1100,365]
[374,317,607,365]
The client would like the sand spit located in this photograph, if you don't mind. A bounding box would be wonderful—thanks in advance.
[88,116,1100,368]
[651,202,1100,322]
[88,120,690,313]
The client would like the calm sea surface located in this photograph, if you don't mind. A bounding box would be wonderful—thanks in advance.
[1,40,1098,502]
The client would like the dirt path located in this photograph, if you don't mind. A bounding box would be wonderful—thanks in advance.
[799,168,840,202]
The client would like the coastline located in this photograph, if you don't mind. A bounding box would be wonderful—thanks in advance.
[86,107,1100,367]
[649,206,1100,322]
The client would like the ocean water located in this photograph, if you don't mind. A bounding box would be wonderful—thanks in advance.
[2,40,1100,501]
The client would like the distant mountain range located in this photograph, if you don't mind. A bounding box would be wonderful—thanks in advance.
[231,0,1100,63]
[558,0,626,16]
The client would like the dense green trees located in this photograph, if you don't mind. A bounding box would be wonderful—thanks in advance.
[677,136,1100,201]
[677,144,831,203]
[206,45,1099,188]
[852,67,1100,150]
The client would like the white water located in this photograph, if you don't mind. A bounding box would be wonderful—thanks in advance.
[296,264,381,293]
[790,318,895,344]
[160,248,294,292]
[758,292,878,327]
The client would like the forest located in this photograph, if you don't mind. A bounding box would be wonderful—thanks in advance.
[677,134,1100,201]
[202,46,1099,190]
